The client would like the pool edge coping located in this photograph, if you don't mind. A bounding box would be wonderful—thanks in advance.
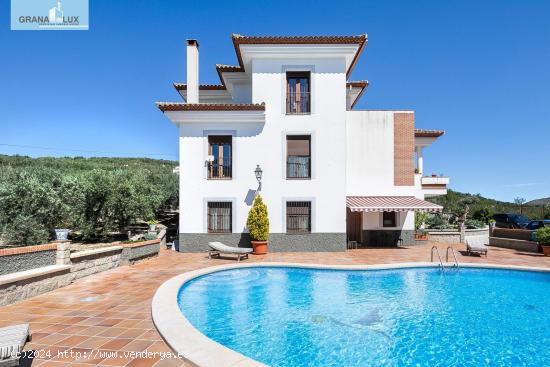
[151,261,550,367]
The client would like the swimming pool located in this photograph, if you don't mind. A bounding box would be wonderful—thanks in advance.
[177,266,550,367]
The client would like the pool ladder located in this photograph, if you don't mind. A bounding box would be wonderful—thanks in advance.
[431,246,459,268]
[446,246,459,268]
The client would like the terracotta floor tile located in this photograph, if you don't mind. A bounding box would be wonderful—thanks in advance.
[139,330,162,341]
[126,356,161,367]
[99,338,133,350]
[54,335,90,347]
[75,336,113,349]
[97,354,135,366]
[34,333,70,345]
[146,341,171,353]
[59,324,89,335]
[152,358,188,367]
[34,360,69,366]
[0,245,546,365]
[96,327,127,337]
[117,328,146,339]
[122,339,154,352]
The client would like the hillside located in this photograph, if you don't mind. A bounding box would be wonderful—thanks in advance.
[526,197,550,206]
[427,190,549,220]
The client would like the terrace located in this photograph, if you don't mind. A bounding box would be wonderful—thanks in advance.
[1,244,549,366]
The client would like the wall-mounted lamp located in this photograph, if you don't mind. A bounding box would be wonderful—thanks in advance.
[254,164,263,191]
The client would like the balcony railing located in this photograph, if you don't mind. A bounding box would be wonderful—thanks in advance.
[421,175,449,186]
[207,157,232,179]
[286,92,311,114]
[287,156,310,179]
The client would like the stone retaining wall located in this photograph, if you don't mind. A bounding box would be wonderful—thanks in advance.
[70,246,123,280]
[121,241,162,264]
[489,237,539,253]
[492,228,534,241]
[0,265,72,307]
[0,231,164,306]
[427,228,490,244]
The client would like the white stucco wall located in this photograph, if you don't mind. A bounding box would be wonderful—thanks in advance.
[346,110,416,197]
[179,57,348,234]
[346,110,416,231]
[361,211,414,231]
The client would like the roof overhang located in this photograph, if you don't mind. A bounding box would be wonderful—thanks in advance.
[347,80,369,108]
[346,196,443,213]
[156,102,265,125]
[232,34,367,78]
[415,129,445,148]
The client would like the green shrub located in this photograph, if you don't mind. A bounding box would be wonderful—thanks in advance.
[425,214,452,229]
[0,155,178,246]
[465,219,486,229]
[536,227,550,245]
[415,212,427,230]
[246,195,269,241]
[473,208,493,223]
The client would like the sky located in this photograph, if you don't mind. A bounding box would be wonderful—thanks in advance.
[0,0,548,202]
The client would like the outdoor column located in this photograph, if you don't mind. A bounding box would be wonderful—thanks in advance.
[416,146,424,174]
[56,241,71,265]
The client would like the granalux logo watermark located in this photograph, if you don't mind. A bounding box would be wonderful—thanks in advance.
[11,0,89,30]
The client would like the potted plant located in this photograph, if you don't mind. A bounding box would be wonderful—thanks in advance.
[414,212,428,240]
[536,227,550,256]
[246,195,269,255]
[148,219,158,231]
[54,220,71,241]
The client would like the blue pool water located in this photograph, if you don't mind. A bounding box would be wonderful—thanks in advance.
[178,267,550,367]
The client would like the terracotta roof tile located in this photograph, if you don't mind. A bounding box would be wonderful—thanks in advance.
[173,83,226,91]
[215,64,242,72]
[231,33,368,79]
[172,33,369,101]
[231,34,367,44]
[415,129,445,137]
[156,102,265,112]
[347,80,369,88]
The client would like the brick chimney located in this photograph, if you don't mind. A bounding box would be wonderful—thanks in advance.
[186,39,199,104]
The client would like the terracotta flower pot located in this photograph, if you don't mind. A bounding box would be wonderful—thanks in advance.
[542,245,550,257]
[251,240,268,255]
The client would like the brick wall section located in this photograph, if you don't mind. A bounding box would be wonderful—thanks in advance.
[394,112,415,186]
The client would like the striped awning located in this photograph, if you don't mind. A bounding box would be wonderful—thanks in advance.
[346,196,443,213]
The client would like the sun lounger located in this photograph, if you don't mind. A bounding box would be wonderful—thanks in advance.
[208,242,253,261]
[0,324,31,367]
[465,235,488,256]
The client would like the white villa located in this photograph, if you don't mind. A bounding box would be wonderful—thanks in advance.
[157,34,448,252]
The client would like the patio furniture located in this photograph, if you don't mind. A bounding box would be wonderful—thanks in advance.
[465,236,488,256]
[0,323,31,367]
[347,240,358,250]
[208,242,253,261]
